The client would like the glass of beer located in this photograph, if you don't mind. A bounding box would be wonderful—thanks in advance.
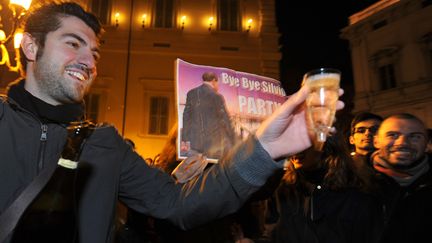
[303,68,341,150]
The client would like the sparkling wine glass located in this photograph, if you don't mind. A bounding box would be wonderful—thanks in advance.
[303,68,341,150]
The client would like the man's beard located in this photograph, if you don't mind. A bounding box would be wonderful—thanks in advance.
[34,54,88,104]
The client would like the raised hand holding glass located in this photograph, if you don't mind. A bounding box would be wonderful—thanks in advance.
[303,68,341,150]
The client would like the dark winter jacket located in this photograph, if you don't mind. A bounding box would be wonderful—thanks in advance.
[0,80,282,243]
[272,169,383,243]
[376,154,432,243]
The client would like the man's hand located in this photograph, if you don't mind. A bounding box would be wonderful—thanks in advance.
[256,85,344,159]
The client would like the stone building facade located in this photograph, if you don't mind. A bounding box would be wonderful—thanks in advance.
[341,0,432,127]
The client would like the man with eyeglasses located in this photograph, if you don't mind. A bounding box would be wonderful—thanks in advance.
[349,112,383,165]
[371,113,432,243]
[350,112,383,156]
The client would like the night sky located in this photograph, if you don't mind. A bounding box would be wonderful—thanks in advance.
[275,0,380,112]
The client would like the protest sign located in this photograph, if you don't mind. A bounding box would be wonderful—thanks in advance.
[176,59,287,162]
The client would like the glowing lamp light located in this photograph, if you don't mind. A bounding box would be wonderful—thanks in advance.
[181,15,186,30]
[115,12,120,27]
[0,0,32,75]
[208,17,214,31]
[247,18,253,32]
[13,32,23,49]
[141,14,147,28]
[0,30,6,42]
[10,0,32,10]
[0,32,23,74]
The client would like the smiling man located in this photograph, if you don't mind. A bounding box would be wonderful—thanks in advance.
[371,113,432,243]
[373,114,428,175]
[0,2,346,243]
[22,13,99,105]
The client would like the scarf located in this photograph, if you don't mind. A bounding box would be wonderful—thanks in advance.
[6,79,85,124]
[372,151,429,187]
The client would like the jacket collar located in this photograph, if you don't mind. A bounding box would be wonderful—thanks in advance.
[6,79,85,124]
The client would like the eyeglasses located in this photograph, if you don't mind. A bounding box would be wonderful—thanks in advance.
[354,126,379,134]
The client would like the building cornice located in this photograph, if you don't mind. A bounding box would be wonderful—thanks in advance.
[349,0,400,25]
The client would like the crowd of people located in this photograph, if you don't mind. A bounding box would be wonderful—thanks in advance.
[116,110,432,243]
[1,1,431,243]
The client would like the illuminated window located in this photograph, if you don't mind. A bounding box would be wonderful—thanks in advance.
[217,0,240,31]
[149,96,169,135]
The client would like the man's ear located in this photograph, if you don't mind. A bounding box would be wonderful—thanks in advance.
[21,33,38,61]
[349,135,354,145]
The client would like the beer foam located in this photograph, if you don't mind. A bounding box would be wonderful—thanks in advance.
[305,73,340,82]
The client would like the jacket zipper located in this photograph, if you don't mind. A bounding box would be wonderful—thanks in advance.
[38,124,48,171]
[8,98,53,173]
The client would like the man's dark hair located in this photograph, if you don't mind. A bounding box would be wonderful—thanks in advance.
[350,112,383,135]
[20,1,103,70]
[202,72,218,82]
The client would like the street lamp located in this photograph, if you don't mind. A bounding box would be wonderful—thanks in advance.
[0,0,32,75]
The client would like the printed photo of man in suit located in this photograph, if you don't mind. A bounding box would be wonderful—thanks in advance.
[181,72,236,159]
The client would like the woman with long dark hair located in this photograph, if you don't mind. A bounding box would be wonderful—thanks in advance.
[270,129,383,243]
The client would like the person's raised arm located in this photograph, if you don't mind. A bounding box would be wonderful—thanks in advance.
[256,85,344,159]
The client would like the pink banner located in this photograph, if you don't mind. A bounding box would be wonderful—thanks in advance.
[176,59,287,161]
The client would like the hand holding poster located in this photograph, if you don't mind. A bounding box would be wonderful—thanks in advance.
[176,59,287,162]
